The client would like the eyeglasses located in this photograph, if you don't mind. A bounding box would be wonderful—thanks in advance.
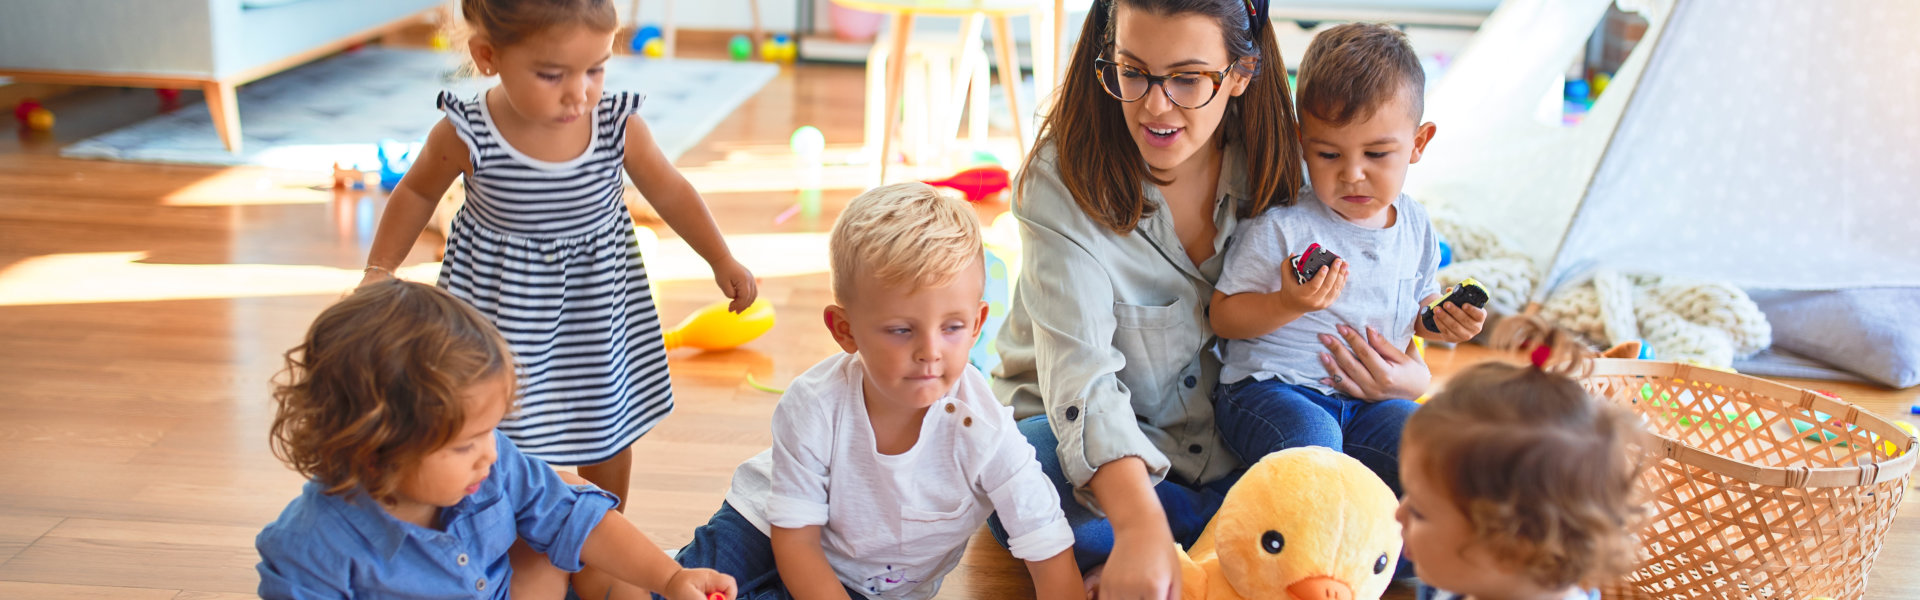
[1095,58,1235,110]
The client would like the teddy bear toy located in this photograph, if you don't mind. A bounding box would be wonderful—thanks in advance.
[1177,446,1403,600]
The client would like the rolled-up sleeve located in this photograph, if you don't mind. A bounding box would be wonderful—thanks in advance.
[977,406,1075,562]
[767,387,832,528]
[1007,166,1172,498]
[498,432,618,572]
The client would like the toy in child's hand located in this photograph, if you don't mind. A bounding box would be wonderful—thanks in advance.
[662,298,775,352]
[1291,243,1338,285]
[1421,278,1489,333]
[1176,447,1402,600]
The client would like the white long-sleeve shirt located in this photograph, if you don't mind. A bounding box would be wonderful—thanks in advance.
[725,352,1074,599]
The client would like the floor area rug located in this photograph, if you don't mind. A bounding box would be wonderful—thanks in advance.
[61,48,778,169]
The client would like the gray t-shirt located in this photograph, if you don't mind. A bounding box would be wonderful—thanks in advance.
[1215,186,1440,394]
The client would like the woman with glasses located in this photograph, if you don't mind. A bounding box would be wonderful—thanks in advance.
[987,0,1433,597]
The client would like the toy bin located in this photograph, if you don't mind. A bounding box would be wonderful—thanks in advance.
[1584,360,1916,600]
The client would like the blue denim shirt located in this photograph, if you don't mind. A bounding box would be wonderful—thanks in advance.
[255,431,619,599]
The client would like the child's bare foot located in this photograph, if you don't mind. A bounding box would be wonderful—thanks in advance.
[1083,563,1104,600]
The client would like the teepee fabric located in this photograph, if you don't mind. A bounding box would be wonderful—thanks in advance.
[1408,0,1920,300]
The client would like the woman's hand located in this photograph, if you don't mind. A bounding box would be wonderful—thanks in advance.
[1099,525,1181,600]
[711,258,758,313]
[1317,324,1431,401]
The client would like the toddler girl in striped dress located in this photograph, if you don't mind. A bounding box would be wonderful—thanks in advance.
[361,0,757,508]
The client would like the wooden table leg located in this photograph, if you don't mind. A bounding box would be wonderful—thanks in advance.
[879,12,914,183]
[202,80,241,154]
[943,13,986,146]
[1028,1,1058,116]
[989,15,1024,153]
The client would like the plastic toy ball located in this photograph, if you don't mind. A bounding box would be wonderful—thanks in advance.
[630,24,663,53]
[13,99,43,124]
[430,32,451,51]
[642,38,665,58]
[1436,237,1452,269]
[24,107,53,131]
[729,35,753,61]
[789,125,826,158]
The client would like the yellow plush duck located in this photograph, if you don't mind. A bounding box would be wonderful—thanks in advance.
[1178,447,1402,600]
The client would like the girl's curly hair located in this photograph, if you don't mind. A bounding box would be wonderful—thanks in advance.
[268,279,514,503]
[1406,315,1652,590]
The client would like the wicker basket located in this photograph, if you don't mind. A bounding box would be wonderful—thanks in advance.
[1584,360,1917,600]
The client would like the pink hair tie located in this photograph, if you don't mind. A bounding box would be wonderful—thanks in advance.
[1529,344,1552,369]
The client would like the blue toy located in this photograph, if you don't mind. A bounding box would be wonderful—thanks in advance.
[1637,339,1656,360]
[969,247,1012,372]
[1436,237,1452,269]
[376,139,419,192]
[630,25,662,53]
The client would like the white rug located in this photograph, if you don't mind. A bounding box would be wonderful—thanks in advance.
[61,48,778,169]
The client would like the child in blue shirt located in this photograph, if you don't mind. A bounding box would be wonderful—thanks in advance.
[255,279,734,599]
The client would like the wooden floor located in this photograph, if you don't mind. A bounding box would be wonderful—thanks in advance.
[1,42,1916,600]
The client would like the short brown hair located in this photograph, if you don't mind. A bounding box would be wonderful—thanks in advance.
[455,0,619,49]
[1405,316,1651,590]
[829,182,983,303]
[1295,23,1424,127]
[1026,0,1305,235]
[268,279,515,503]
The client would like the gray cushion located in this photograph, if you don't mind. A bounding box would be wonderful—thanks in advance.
[1737,288,1920,388]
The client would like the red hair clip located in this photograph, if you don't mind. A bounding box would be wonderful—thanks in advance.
[1529,344,1552,369]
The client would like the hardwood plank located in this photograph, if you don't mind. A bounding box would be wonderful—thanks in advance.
[0,514,64,565]
[0,582,181,600]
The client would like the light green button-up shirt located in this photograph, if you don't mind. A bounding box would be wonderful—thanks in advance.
[992,142,1248,511]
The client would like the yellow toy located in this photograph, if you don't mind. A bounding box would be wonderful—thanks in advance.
[662,298,774,351]
[1177,447,1402,600]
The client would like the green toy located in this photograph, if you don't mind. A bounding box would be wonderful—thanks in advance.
[729,35,752,61]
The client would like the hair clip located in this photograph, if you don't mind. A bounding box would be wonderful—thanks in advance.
[1245,0,1268,35]
[1529,344,1552,369]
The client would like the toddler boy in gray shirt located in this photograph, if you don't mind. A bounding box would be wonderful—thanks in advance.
[1206,23,1487,497]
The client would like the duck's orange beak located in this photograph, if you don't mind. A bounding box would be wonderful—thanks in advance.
[1286,576,1353,600]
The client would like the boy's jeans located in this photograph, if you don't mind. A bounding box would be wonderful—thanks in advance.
[1212,378,1418,497]
[665,502,868,600]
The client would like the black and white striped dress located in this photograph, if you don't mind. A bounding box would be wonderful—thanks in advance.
[436,90,671,466]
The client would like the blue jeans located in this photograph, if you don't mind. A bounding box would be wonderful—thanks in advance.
[985,415,1243,571]
[1212,379,1418,496]
[664,502,867,600]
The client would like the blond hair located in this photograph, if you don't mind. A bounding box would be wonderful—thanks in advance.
[1405,315,1651,590]
[269,279,515,503]
[828,182,983,303]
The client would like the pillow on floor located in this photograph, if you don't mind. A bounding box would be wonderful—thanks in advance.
[1744,288,1920,388]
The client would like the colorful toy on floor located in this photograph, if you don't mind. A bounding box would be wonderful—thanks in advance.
[332,162,367,191]
[630,24,663,54]
[155,88,182,108]
[662,298,775,352]
[1888,421,1917,456]
[430,32,451,51]
[13,99,53,131]
[1176,447,1401,600]
[1436,236,1452,269]
[922,165,1011,203]
[760,33,796,63]
[968,247,1012,372]
[729,34,753,61]
[376,139,419,192]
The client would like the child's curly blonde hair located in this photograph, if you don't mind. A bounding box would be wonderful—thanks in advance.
[1405,315,1652,590]
[268,279,515,503]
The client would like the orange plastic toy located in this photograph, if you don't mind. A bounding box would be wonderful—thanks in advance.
[662,298,775,351]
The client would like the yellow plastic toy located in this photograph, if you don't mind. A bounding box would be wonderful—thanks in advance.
[1177,446,1402,600]
[642,38,665,58]
[662,298,774,351]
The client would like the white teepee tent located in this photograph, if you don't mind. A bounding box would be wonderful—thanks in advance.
[1407,0,1920,302]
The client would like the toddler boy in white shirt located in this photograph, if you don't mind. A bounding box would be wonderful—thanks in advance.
[670,182,1082,600]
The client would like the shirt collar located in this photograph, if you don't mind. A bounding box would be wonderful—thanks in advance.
[316,479,480,562]
[1136,142,1249,281]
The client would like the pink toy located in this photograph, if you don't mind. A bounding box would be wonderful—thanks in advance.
[922,165,1011,202]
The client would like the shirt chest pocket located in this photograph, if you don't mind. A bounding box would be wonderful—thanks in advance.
[898,494,979,551]
[1113,298,1200,392]
[469,500,518,563]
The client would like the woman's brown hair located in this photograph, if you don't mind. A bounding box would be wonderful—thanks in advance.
[1023,0,1303,234]
[1405,315,1652,590]
[268,279,515,503]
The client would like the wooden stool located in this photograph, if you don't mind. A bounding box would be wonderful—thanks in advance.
[832,0,1061,183]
